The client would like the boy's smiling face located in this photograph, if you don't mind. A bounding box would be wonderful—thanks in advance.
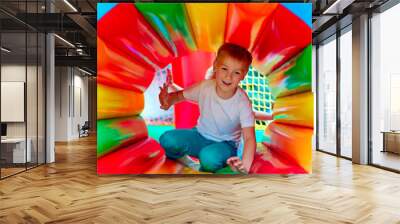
[213,54,249,98]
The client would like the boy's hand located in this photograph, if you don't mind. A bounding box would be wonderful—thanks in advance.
[159,83,171,110]
[227,157,248,174]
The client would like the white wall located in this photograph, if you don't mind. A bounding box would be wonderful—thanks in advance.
[1,65,26,81]
[54,67,89,141]
[70,73,88,138]
[74,72,89,133]
[55,66,70,141]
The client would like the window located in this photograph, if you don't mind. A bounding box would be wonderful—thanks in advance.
[371,3,400,171]
[317,36,337,154]
[339,28,352,158]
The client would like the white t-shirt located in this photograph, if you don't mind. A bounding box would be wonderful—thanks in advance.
[183,79,255,145]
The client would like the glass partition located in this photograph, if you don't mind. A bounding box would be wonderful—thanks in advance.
[0,0,46,179]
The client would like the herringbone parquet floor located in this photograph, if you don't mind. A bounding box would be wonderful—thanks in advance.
[1,135,400,224]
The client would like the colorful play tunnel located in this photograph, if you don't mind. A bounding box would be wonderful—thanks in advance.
[97,3,313,174]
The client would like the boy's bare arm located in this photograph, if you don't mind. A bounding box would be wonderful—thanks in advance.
[241,127,256,172]
[227,126,256,174]
[254,111,273,121]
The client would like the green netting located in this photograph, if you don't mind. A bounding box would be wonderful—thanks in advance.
[240,66,273,130]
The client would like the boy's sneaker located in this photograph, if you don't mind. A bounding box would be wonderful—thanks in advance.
[177,155,201,171]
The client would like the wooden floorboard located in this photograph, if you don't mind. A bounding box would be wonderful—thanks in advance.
[1,135,400,223]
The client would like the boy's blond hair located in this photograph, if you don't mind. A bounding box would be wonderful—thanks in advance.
[216,43,253,69]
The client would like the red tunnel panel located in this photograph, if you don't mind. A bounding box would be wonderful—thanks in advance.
[97,138,166,175]
[97,37,155,92]
[225,3,278,50]
[251,4,312,75]
[250,145,307,174]
[98,3,175,70]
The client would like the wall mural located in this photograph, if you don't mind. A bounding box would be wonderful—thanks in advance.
[97,3,313,175]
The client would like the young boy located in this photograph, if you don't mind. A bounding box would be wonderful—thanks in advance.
[158,43,256,174]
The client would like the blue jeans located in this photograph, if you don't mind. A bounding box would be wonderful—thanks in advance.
[159,128,237,172]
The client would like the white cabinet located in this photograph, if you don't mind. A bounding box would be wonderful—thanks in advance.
[1,138,32,163]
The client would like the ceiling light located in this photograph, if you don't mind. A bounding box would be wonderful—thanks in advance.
[1,47,11,53]
[78,67,93,76]
[323,0,355,15]
[76,48,84,55]
[63,0,78,12]
[54,34,75,48]
[323,0,343,14]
